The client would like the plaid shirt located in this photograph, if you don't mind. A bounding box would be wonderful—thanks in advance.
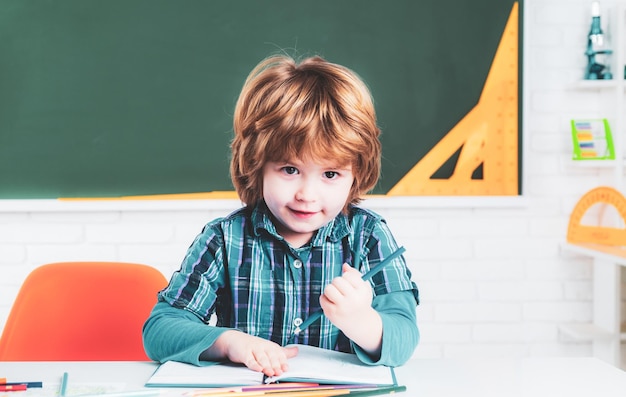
[159,202,418,353]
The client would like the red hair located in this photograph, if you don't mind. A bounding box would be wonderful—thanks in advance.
[230,55,381,207]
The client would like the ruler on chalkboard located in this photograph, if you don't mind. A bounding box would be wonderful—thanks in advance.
[388,2,518,196]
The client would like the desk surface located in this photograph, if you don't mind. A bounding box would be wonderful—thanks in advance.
[2,357,626,397]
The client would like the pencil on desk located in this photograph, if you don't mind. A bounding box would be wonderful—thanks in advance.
[1,382,43,388]
[189,384,403,397]
[189,389,348,397]
[0,385,28,392]
[72,390,160,397]
[189,383,326,396]
[293,246,406,336]
[60,372,68,397]
[342,385,407,396]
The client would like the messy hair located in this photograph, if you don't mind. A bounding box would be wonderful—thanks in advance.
[230,54,382,207]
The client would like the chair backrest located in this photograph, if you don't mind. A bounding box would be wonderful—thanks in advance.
[0,261,168,361]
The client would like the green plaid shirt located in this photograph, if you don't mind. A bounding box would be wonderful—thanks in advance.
[159,201,418,353]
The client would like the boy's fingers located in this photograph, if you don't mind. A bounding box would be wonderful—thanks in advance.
[340,266,367,287]
[284,345,299,358]
[323,283,343,303]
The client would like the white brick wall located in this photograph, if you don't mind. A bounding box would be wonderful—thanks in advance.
[1,0,626,367]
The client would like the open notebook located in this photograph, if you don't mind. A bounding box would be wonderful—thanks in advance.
[145,344,397,388]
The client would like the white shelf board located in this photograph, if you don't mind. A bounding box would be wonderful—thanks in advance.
[573,79,623,90]
[560,323,615,341]
[563,158,619,169]
[560,323,626,342]
[562,242,626,267]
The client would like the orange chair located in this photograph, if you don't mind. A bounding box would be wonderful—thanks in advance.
[0,261,168,361]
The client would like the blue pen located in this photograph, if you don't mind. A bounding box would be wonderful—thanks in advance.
[292,246,406,336]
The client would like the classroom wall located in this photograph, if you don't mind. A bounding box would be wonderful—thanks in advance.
[1,0,625,366]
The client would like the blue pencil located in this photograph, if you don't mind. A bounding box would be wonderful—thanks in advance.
[60,372,68,397]
[293,246,406,336]
[345,385,407,396]
[1,382,43,388]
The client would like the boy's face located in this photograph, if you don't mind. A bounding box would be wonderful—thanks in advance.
[262,158,354,248]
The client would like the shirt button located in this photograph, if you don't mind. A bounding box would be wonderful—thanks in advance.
[293,317,303,327]
[293,259,303,269]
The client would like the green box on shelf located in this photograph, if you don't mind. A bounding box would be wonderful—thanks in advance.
[570,118,615,160]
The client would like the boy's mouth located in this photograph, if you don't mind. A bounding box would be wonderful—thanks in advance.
[290,208,317,219]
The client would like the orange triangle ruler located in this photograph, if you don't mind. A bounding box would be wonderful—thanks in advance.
[388,2,519,196]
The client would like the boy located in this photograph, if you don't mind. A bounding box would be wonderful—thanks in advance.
[142,54,419,376]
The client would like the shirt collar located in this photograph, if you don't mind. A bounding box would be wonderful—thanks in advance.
[251,201,351,246]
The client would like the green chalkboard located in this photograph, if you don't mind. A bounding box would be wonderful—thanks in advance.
[0,0,521,199]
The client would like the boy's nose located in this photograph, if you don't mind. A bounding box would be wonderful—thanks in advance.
[295,180,317,202]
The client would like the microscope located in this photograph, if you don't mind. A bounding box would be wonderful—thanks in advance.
[585,1,613,80]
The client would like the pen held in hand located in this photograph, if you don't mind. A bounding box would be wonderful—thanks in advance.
[293,246,406,336]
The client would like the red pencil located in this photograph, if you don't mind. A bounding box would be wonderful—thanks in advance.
[0,384,28,392]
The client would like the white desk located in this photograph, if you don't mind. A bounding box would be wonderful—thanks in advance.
[2,357,626,397]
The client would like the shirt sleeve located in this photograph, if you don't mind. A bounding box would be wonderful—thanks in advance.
[142,301,232,364]
[347,209,420,366]
[158,222,227,322]
[352,290,419,367]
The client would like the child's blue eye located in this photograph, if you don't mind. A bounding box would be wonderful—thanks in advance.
[283,166,298,175]
[324,171,338,179]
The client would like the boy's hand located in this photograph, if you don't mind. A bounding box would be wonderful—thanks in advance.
[319,263,383,356]
[319,263,375,331]
[213,331,299,376]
